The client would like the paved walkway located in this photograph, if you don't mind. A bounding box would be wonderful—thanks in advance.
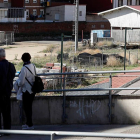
[1,125,140,140]
[95,67,140,88]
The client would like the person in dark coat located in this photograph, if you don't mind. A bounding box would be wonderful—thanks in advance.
[0,48,16,132]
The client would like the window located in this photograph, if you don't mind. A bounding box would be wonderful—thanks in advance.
[127,0,132,5]
[4,10,7,17]
[26,9,29,18]
[33,0,37,3]
[55,14,59,21]
[39,9,44,17]
[40,0,44,3]
[40,9,44,15]
[79,11,82,16]
[118,0,123,6]
[136,0,140,5]
[3,0,8,3]
[101,25,104,28]
[25,0,29,3]
[33,9,37,16]
[92,25,95,28]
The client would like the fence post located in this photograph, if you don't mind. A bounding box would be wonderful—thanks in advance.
[108,73,112,123]
[102,51,103,68]
[6,34,8,46]
[62,75,67,123]
[50,133,55,140]
[129,51,131,65]
[137,52,138,64]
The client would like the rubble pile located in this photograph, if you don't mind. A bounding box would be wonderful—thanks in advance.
[36,63,87,90]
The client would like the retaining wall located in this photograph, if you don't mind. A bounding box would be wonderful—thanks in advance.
[11,95,140,125]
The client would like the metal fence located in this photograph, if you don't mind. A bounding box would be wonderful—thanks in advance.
[10,70,140,139]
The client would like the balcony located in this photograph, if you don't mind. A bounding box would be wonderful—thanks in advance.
[0,8,26,22]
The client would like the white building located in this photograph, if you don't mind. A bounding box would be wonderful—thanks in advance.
[0,8,26,22]
[113,0,140,8]
[45,5,86,22]
[98,5,140,42]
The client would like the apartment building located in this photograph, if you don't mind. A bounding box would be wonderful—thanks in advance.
[0,0,11,7]
[0,0,26,22]
[25,0,47,20]
[25,0,75,21]
[113,0,140,8]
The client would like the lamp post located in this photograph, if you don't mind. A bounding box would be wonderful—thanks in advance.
[75,0,79,52]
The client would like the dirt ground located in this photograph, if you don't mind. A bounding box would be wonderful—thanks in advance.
[1,41,60,61]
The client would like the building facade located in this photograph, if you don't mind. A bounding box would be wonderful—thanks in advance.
[0,0,26,22]
[25,0,73,21]
[0,0,11,7]
[79,0,113,13]
[113,0,140,8]
[45,4,86,22]
[11,0,24,7]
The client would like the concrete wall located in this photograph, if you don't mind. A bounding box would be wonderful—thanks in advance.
[112,29,140,42]
[45,5,86,22]
[10,95,140,125]
[45,6,65,22]
[86,15,108,23]
[64,5,86,21]
[112,95,140,124]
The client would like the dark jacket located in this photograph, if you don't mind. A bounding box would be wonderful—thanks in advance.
[0,59,16,96]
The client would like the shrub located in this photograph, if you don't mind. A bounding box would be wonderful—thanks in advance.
[64,41,74,46]
[42,45,56,53]
[96,41,113,48]
[107,56,121,67]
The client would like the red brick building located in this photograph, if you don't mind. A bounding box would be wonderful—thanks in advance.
[11,0,24,7]
[79,0,113,13]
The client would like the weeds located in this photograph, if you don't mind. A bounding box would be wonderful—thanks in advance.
[107,56,121,67]
[96,41,113,48]
[14,54,18,60]
[119,52,137,65]
[42,45,56,53]
[79,49,101,55]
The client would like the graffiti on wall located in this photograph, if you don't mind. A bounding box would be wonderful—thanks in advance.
[70,100,101,119]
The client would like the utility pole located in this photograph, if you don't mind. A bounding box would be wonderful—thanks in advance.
[75,0,79,52]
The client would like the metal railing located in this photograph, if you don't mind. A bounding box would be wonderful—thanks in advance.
[1,130,140,140]
[10,69,140,139]
[14,70,140,123]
